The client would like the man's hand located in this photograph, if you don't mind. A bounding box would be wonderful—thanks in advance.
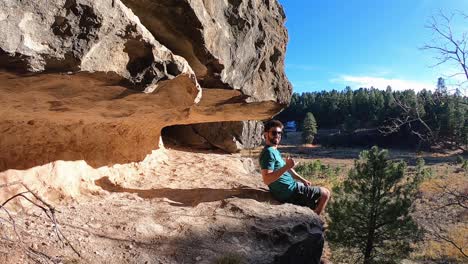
[289,168,312,186]
[301,179,311,186]
[285,156,298,170]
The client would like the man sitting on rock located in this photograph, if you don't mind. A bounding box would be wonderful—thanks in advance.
[259,120,331,216]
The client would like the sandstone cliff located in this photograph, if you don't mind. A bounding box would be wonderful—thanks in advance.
[0,1,327,263]
[0,0,291,170]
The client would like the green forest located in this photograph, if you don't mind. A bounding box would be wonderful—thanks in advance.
[277,78,467,151]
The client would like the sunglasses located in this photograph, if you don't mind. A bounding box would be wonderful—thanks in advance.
[269,131,282,136]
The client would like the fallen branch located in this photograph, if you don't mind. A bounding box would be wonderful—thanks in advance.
[0,184,81,260]
[21,184,80,258]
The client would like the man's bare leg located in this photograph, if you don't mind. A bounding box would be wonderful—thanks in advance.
[314,187,331,215]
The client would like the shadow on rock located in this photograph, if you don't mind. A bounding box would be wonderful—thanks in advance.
[95,176,278,206]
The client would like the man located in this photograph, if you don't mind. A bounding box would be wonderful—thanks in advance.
[259,120,330,215]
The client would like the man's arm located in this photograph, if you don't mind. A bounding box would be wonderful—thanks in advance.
[261,156,296,186]
[289,168,311,186]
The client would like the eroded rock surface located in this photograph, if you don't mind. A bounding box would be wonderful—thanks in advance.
[121,0,291,103]
[0,148,324,264]
[0,0,291,170]
[0,0,193,87]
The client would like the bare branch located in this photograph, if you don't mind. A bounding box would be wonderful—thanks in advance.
[427,223,468,259]
[423,11,468,83]
[433,182,468,210]
[422,180,468,260]
[21,184,80,257]
[379,95,433,142]
[0,184,81,259]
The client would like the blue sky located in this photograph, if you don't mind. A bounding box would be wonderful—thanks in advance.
[278,0,468,93]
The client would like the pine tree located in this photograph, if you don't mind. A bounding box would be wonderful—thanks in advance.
[328,146,422,264]
[302,112,317,144]
[436,77,447,96]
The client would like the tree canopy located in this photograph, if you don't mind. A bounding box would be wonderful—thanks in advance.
[277,84,468,150]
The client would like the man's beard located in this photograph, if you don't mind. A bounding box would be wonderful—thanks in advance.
[269,136,280,145]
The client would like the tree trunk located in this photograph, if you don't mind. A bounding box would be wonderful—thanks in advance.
[364,176,378,264]
[363,230,374,264]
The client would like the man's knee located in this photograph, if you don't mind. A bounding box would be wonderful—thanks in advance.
[320,187,331,201]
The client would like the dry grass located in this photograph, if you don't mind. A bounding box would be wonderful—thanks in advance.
[412,224,467,261]
[412,170,467,262]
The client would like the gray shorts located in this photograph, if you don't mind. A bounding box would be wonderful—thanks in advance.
[287,182,322,210]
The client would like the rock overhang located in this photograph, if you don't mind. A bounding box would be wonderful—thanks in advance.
[0,0,291,171]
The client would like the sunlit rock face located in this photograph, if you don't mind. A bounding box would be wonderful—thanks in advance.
[121,0,291,102]
[0,0,291,171]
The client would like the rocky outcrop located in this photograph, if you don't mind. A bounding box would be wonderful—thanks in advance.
[121,0,291,152]
[0,0,291,171]
[120,0,291,103]
[0,0,194,87]
[0,148,324,263]
[0,2,326,262]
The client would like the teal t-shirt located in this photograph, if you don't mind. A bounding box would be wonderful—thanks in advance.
[259,146,297,201]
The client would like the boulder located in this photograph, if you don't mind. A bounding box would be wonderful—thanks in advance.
[274,225,324,264]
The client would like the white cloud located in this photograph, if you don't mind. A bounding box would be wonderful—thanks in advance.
[334,75,435,92]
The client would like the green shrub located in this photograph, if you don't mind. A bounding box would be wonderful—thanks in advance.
[295,160,340,180]
[415,158,433,180]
